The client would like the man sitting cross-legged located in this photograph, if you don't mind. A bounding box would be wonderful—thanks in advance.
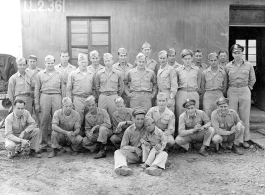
[140,117,168,176]
[114,106,147,176]
[48,97,83,158]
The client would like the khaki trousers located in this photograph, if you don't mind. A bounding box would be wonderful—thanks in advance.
[98,94,118,119]
[142,145,168,169]
[203,90,223,117]
[130,92,152,111]
[114,149,141,169]
[51,131,83,151]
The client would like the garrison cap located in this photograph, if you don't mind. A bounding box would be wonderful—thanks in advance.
[158,50,167,57]
[167,48,176,55]
[132,106,147,117]
[28,55,38,60]
[136,53,146,60]
[62,97,72,105]
[16,57,26,65]
[114,96,124,104]
[90,50,99,58]
[230,44,244,52]
[182,99,196,108]
[142,42,151,49]
[118,48,127,55]
[85,95,96,104]
[144,116,155,125]
[216,97,229,106]
[208,52,218,60]
[103,53,113,60]
[78,53,88,62]
[181,49,194,58]
[45,55,55,62]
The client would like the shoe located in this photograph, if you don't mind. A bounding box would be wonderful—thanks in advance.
[41,145,50,152]
[29,149,42,158]
[145,167,163,176]
[215,149,222,154]
[7,151,16,159]
[114,167,133,176]
[199,149,209,157]
[70,151,78,156]
[232,145,243,155]
[242,142,250,149]
[94,150,106,159]
[60,148,67,153]
[140,163,148,169]
[165,161,171,168]
[48,148,58,158]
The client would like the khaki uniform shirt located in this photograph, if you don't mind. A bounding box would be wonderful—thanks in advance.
[226,60,256,90]
[66,68,94,98]
[201,66,227,93]
[176,64,201,90]
[7,72,31,102]
[5,110,37,142]
[94,68,124,96]
[146,57,159,74]
[34,70,64,106]
[171,61,183,69]
[85,108,112,133]
[113,62,134,80]
[52,109,81,131]
[112,108,133,130]
[146,106,175,136]
[157,64,178,96]
[125,67,157,93]
[178,109,210,136]
[211,109,242,136]
[54,63,76,85]
[87,64,104,74]
[140,126,167,152]
[25,67,42,90]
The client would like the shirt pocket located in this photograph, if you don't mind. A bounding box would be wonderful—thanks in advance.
[205,74,214,87]
[16,81,25,92]
[241,69,249,77]
[217,75,224,87]
[110,75,118,89]
[142,77,151,89]
[161,73,170,88]
[131,78,141,88]
[74,77,83,88]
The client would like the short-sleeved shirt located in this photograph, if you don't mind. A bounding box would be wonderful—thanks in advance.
[113,62,134,80]
[66,68,94,98]
[125,67,157,92]
[5,110,37,142]
[157,64,178,95]
[85,108,112,132]
[146,106,175,135]
[112,108,133,130]
[52,109,81,131]
[226,60,256,90]
[178,109,210,135]
[25,67,43,89]
[7,72,31,102]
[54,63,76,84]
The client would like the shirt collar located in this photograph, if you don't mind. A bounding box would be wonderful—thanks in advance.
[115,108,130,117]
[217,109,232,117]
[13,112,24,120]
[182,63,196,70]
[186,110,198,119]
[232,59,246,66]
[206,66,222,73]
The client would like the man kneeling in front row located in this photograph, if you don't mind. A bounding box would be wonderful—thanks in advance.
[175,99,215,157]
[5,99,42,158]
[211,97,244,155]
[48,97,83,158]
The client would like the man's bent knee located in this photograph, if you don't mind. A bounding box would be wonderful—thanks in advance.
[212,134,222,144]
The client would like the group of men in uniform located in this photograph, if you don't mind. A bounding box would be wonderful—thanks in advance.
[4,42,256,176]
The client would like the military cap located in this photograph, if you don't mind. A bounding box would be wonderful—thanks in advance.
[103,53,113,60]
[118,48,127,55]
[230,44,244,52]
[142,42,151,49]
[62,97,72,105]
[90,50,99,58]
[144,116,155,125]
[132,106,147,117]
[208,52,218,60]
[45,55,55,62]
[85,95,96,104]
[216,97,229,106]
[28,55,38,60]
[78,53,88,62]
[114,96,124,104]
[181,49,194,58]
[16,57,26,65]
[182,99,196,108]
[158,50,167,57]
[167,48,176,55]
[136,53,146,60]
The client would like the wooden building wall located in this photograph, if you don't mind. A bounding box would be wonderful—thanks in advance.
[20,0,265,68]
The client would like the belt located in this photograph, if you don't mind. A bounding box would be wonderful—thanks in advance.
[16,92,31,97]
[180,88,197,92]
[100,91,117,96]
[133,91,151,94]
[205,89,222,92]
[74,94,90,98]
[42,93,61,95]
[159,89,170,92]
[229,84,248,88]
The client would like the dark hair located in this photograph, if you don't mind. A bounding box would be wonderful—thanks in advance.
[60,50,69,56]
[194,49,202,54]
[13,99,26,106]
[218,50,228,56]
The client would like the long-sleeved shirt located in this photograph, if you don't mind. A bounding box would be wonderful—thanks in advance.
[25,67,43,90]
[120,123,146,151]
[5,110,37,142]
[178,109,210,136]
[140,126,167,152]
[94,68,124,96]
[157,64,178,96]
[7,72,31,102]
[52,109,81,131]
[226,60,256,90]
[146,57,159,74]
[201,66,227,93]
[112,108,133,131]
[84,108,112,133]
[146,106,175,136]
[66,68,94,98]
[211,109,242,136]
[176,64,201,90]
[124,67,157,94]
[113,62,134,80]
[87,64,104,74]
[34,69,64,106]
[54,63,76,84]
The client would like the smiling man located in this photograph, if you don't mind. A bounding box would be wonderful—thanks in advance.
[141,42,159,74]
[218,50,228,70]
[211,97,244,155]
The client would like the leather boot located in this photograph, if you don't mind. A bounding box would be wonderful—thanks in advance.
[94,144,107,159]
[232,144,243,155]
[48,148,58,158]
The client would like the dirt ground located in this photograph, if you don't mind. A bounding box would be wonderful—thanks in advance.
[0,145,265,195]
